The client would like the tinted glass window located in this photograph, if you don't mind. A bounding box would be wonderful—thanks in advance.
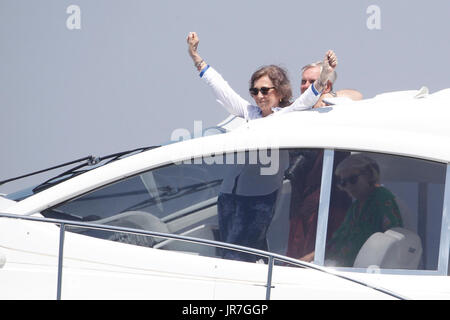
[43,148,319,262]
[282,149,329,259]
[324,151,446,271]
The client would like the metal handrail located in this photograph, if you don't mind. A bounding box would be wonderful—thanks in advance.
[0,213,407,300]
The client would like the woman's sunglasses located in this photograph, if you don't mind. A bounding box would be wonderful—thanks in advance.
[336,174,361,188]
[249,86,275,96]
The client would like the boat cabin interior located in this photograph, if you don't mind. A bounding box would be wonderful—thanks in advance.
[41,148,449,275]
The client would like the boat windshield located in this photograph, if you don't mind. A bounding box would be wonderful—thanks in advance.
[3,146,160,201]
[2,125,228,202]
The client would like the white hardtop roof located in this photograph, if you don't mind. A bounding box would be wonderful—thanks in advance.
[5,87,450,215]
[226,87,450,163]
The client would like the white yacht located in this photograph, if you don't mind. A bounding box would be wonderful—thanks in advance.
[0,87,449,300]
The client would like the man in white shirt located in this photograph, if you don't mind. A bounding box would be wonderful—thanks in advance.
[300,61,363,107]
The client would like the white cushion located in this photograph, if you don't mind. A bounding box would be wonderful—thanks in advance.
[353,227,422,269]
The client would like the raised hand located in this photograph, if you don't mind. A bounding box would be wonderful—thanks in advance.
[186,32,206,71]
[187,32,200,57]
[315,50,338,92]
[322,50,337,75]
[326,50,337,67]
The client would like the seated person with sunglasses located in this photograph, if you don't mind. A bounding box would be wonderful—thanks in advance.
[285,150,351,261]
[186,31,337,120]
[300,154,403,267]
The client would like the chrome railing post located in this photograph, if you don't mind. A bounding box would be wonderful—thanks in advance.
[265,256,274,300]
[56,223,66,300]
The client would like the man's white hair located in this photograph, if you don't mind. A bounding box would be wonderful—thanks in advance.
[301,61,337,85]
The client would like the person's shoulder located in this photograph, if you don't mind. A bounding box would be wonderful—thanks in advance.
[376,186,395,197]
[371,187,395,206]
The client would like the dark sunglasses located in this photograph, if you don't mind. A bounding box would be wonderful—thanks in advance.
[337,174,361,188]
[301,79,315,85]
[249,86,275,96]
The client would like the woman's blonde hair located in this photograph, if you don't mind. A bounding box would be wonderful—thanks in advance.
[335,154,380,186]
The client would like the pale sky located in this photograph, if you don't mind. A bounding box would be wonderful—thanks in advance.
[1,0,449,193]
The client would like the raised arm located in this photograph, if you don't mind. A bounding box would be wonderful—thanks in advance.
[186,32,251,118]
[187,32,207,72]
[277,50,338,114]
[314,50,338,93]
